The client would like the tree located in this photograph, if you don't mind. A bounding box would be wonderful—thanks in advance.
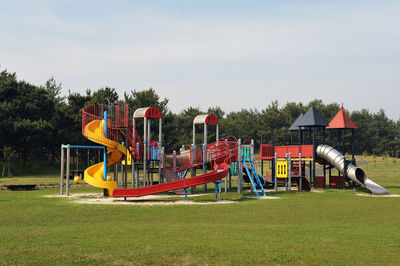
[2,146,18,176]
[63,90,93,146]
[0,70,55,164]
[178,107,203,147]
[43,77,66,159]
[222,109,260,144]
[259,101,288,145]
[207,106,225,119]
[91,87,119,105]
[124,88,169,115]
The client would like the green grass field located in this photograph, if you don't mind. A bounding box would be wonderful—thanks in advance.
[0,156,399,265]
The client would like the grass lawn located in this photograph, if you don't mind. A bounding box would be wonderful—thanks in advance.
[0,156,399,265]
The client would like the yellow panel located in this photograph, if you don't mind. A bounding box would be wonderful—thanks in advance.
[276,161,288,178]
[122,147,132,165]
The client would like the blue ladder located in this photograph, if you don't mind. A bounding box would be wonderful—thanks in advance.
[251,160,267,186]
[249,161,267,196]
[243,161,267,197]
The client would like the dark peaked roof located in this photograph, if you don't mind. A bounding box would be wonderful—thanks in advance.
[289,113,304,131]
[295,106,328,127]
[326,105,358,129]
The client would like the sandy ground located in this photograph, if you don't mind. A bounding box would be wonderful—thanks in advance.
[356,193,400,198]
[45,192,280,205]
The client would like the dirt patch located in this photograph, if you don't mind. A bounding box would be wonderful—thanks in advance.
[246,195,281,199]
[45,192,281,205]
[310,190,325,193]
[45,193,237,205]
[356,193,400,198]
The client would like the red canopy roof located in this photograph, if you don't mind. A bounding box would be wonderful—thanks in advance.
[326,105,358,129]
[193,114,219,124]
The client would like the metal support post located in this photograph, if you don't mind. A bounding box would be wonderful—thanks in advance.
[120,142,124,188]
[60,145,65,195]
[351,129,355,165]
[250,139,255,161]
[285,153,288,191]
[160,147,165,184]
[343,159,348,190]
[173,150,177,171]
[338,129,341,177]
[148,119,152,185]
[288,153,292,191]
[103,111,108,181]
[202,144,207,192]
[271,135,275,181]
[312,127,316,188]
[224,139,228,193]
[193,124,196,146]
[131,153,134,188]
[204,124,207,147]
[136,142,140,187]
[143,117,147,186]
[123,142,127,188]
[191,144,196,193]
[238,139,243,194]
[66,144,70,196]
[299,153,302,192]
[115,164,118,184]
[158,145,163,184]
[87,149,90,168]
[274,153,278,191]
[215,181,219,200]
[159,117,163,184]
[328,130,332,186]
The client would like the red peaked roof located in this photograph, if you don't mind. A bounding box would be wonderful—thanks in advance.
[326,105,358,129]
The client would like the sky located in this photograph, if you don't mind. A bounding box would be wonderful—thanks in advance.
[1,0,399,119]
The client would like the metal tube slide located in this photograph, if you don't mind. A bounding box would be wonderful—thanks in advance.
[316,144,388,194]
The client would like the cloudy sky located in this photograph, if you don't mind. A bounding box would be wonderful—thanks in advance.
[1,0,399,119]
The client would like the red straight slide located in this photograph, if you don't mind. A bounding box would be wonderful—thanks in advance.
[112,162,229,198]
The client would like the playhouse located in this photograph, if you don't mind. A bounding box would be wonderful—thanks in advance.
[258,105,387,194]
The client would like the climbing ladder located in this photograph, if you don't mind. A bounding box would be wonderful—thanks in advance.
[244,161,266,197]
[241,142,266,197]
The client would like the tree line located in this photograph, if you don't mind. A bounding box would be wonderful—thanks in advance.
[1,69,399,175]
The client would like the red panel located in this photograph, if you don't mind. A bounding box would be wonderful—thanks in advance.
[205,114,219,124]
[275,145,314,158]
[315,176,326,188]
[260,144,273,160]
[145,107,162,118]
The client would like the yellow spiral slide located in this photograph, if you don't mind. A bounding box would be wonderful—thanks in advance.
[83,119,126,196]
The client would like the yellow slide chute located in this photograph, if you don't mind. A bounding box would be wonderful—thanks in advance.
[83,120,126,196]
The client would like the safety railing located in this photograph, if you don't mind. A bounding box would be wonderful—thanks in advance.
[82,104,123,143]
[163,137,238,174]
[82,104,143,161]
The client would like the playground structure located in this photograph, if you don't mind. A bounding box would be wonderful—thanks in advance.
[59,102,388,198]
[259,105,388,194]
[59,102,240,198]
